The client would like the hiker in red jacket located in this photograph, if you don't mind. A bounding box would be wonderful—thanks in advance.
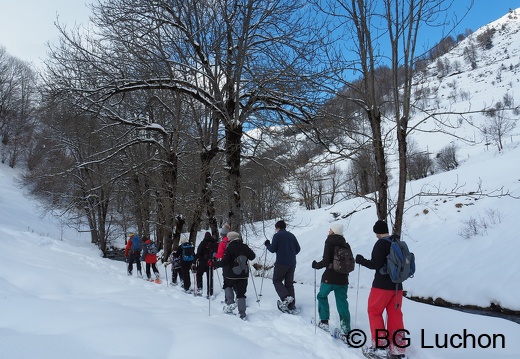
[124,233,142,277]
[140,236,160,282]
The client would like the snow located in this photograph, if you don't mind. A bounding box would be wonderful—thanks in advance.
[2,8,520,359]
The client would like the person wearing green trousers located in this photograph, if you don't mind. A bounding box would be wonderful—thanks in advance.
[312,223,353,338]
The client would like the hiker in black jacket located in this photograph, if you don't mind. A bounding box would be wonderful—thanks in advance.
[355,220,407,359]
[194,231,218,297]
[311,223,353,339]
[214,231,256,320]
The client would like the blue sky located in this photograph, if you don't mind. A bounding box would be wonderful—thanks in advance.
[0,0,519,67]
[441,0,520,39]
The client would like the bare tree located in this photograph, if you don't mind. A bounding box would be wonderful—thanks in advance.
[407,139,433,180]
[313,0,473,234]
[44,0,321,233]
[435,143,459,172]
[0,47,37,167]
[482,101,517,152]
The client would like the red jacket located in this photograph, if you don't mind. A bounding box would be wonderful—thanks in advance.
[141,239,158,264]
[124,237,138,257]
[215,236,229,259]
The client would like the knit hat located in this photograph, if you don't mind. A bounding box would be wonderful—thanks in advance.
[227,231,240,241]
[204,231,212,240]
[329,223,344,236]
[221,224,230,236]
[129,232,135,238]
[373,220,389,234]
[180,234,189,244]
[275,220,286,229]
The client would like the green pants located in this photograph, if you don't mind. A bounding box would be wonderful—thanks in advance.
[317,282,351,334]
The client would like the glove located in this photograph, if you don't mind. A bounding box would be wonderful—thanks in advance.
[264,240,270,247]
[311,260,318,269]
[191,264,197,271]
[355,254,365,264]
[164,262,169,267]
[208,260,213,267]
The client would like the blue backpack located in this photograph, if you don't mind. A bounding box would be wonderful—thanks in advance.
[380,236,415,284]
[131,235,142,252]
[146,241,158,255]
[181,242,195,261]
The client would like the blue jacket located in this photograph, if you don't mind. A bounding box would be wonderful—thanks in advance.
[267,229,301,266]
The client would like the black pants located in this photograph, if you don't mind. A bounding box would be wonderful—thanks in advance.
[228,277,248,299]
[145,263,159,279]
[181,261,193,291]
[196,265,214,296]
[127,253,142,274]
[272,264,296,308]
[171,266,182,283]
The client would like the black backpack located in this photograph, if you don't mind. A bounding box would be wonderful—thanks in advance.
[203,241,218,261]
[331,244,355,274]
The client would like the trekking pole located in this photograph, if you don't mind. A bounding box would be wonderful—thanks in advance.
[355,263,361,327]
[249,263,260,306]
[193,266,197,297]
[208,264,213,316]
[314,268,317,334]
[216,267,222,287]
[259,248,268,297]
[164,264,169,287]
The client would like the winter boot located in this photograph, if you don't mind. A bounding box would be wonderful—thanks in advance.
[317,320,330,332]
[237,297,246,319]
[277,296,294,313]
[281,296,294,309]
[196,288,203,296]
[223,302,237,314]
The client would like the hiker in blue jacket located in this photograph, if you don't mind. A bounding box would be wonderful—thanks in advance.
[264,220,301,313]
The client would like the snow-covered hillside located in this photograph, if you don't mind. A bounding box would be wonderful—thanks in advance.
[410,8,520,155]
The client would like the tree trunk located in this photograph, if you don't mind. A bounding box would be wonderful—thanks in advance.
[225,122,243,231]
[368,109,389,221]
[159,148,178,261]
[189,147,217,245]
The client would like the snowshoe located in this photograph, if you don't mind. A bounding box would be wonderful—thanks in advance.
[223,303,237,314]
[277,300,300,314]
[332,328,351,345]
[362,346,388,359]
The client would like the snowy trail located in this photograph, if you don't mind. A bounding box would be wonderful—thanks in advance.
[1,230,519,359]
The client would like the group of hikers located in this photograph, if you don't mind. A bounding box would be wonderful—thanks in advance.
[124,219,407,359]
